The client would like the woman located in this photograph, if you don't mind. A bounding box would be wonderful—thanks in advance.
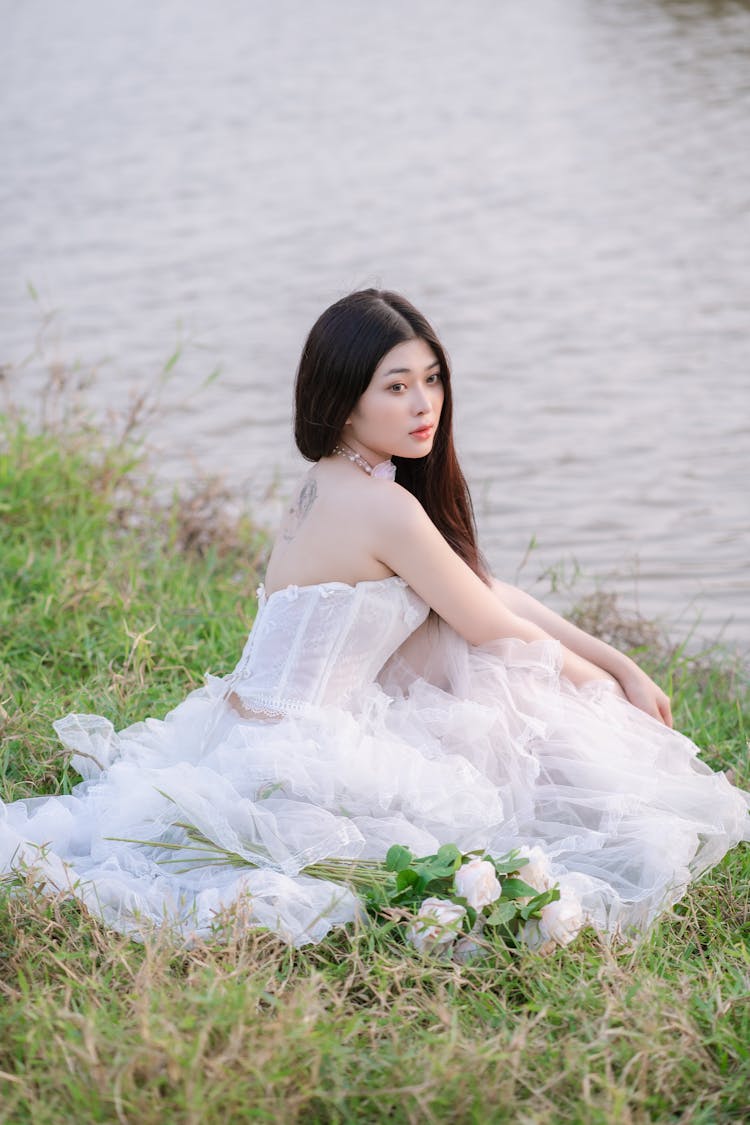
[267,287,672,719]
[3,289,748,947]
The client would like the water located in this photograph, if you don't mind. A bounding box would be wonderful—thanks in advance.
[2,0,749,647]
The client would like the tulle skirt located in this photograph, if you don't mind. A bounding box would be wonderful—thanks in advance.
[2,629,748,946]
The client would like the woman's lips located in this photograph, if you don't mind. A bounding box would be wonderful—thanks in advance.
[409,425,433,440]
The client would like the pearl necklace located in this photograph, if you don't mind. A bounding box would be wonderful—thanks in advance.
[332,443,396,481]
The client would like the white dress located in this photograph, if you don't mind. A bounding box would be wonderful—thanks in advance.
[2,575,748,946]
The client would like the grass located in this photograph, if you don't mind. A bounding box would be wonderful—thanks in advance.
[1,400,749,1123]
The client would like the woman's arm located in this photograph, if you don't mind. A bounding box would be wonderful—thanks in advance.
[368,482,672,727]
[369,486,630,694]
[490,579,672,727]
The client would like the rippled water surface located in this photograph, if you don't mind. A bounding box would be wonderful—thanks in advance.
[2,0,749,646]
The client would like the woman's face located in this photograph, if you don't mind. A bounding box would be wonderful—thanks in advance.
[342,337,445,464]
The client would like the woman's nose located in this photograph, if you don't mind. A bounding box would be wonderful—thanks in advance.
[412,386,431,414]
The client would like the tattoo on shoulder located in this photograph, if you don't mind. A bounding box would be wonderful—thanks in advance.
[282,478,317,541]
[298,479,317,517]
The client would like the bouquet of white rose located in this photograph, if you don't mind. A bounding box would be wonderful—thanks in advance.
[115,811,585,959]
[367,843,584,961]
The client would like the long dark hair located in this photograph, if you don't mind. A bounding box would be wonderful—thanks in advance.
[294,288,488,581]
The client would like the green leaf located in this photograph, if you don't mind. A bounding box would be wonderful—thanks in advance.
[436,843,462,869]
[395,868,419,893]
[484,901,518,927]
[492,859,524,876]
[426,873,455,887]
[200,366,222,388]
[164,348,181,374]
[385,844,413,872]
[417,859,454,884]
[500,877,538,900]
[412,873,430,896]
[520,887,560,920]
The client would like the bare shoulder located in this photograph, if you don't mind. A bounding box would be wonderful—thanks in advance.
[365,479,427,527]
[365,481,446,564]
[363,483,514,645]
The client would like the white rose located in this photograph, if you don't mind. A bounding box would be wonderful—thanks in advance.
[542,886,585,947]
[407,897,467,953]
[516,845,553,897]
[452,936,483,964]
[454,858,502,910]
[520,884,585,954]
[520,918,557,957]
[452,922,486,965]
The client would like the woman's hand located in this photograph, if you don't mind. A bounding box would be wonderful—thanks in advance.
[564,651,672,727]
[487,579,673,728]
[615,664,673,727]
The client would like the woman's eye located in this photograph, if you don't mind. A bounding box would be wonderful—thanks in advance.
[426,372,441,384]
[388,383,406,393]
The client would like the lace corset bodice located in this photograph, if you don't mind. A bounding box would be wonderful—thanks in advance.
[228,575,429,714]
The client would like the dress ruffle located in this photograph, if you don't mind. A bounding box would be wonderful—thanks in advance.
[2,582,748,947]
